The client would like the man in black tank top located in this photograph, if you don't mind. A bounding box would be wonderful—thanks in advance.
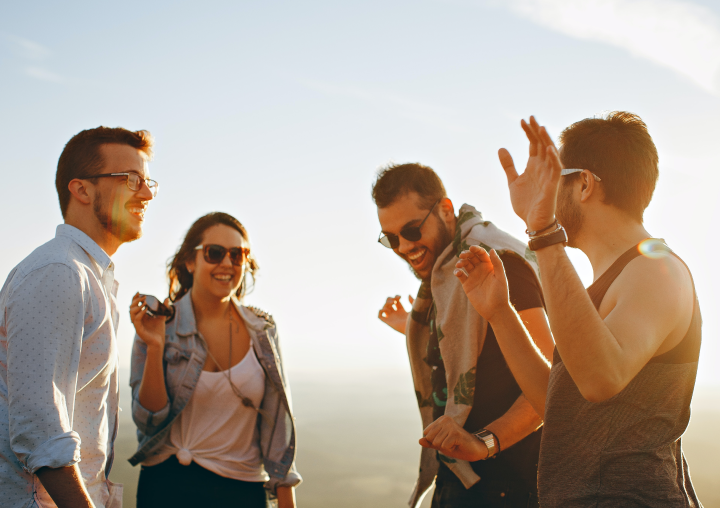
[449,112,703,507]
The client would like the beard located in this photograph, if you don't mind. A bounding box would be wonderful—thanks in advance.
[556,182,583,248]
[407,220,454,281]
[93,192,142,244]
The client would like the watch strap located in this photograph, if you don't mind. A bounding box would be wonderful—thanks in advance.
[528,225,568,251]
[473,429,498,458]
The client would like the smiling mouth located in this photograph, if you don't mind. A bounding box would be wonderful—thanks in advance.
[406,247,428,266]
[125,202,147,220]
[212,274,234,283]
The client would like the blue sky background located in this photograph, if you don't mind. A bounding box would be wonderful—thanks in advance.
[1,0,719,392]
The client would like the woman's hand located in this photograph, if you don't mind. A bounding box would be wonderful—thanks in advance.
[276,486,296,508]
[419,415,488,462]
[130,293,167,351]
[378,295,414,335]
[499,116,563,231]
[455,247,510,323]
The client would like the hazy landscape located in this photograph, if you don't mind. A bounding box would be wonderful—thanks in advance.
[110,369,719,508]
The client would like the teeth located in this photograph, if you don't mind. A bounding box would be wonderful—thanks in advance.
[128,207,145,214]
[213,275,232,281]
[408,249,426,261]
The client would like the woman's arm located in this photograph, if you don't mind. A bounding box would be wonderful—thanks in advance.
[129,294,169,417]
[277,486,296,508]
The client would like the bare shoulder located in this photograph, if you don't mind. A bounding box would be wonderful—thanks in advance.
[602,249,694,342]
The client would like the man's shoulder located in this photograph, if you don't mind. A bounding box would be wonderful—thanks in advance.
[10,236,87,285]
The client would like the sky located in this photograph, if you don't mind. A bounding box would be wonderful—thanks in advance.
[1,0,719,391]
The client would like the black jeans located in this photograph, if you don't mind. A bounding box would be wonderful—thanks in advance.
[431,471,539,508]
[137,455,267,508]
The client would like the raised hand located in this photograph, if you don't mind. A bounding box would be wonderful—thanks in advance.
[419,415,487,462]
[454,246,510,323]
[499,116,563,231]
[378,295,414,334]
[130,293,167,350]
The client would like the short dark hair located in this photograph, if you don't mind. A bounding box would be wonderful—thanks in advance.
[372,162,447,209]
[56,126,154,218]
[559,111,658,222]
[167,212,259,302]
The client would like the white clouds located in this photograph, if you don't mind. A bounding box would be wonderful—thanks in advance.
[24,66,65,83]
[504,0,720,94]
[2,33,66,84]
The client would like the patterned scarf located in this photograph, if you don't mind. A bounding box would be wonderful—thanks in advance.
[406,204,539,508]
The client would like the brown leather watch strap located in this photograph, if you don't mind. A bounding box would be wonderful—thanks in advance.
[528,225,568,251]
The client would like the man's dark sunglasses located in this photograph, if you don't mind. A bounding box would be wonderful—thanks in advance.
[195,244,249,266]
[378,200,440,249]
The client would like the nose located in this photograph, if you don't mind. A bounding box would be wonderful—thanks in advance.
[397,236,416,255]
[219,251,234,267]
[136,179,155,200]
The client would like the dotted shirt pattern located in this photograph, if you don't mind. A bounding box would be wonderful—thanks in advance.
[0,224,120,508]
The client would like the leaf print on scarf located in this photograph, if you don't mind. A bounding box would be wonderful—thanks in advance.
[438,453,457,464]
[453,367,476,406]
[416,390,434,408]
[433,387,448,407]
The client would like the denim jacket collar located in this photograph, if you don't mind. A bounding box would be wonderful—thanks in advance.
[174,291,269,337]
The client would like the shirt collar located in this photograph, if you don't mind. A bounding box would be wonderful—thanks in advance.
[56,224,113,272]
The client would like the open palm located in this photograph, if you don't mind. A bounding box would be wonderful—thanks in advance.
[455,246,509,322]
[499,116,563,231]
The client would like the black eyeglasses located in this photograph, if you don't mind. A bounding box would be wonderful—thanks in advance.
[195,244,249,266]
[79,172,159,197]
[378,200,440,249]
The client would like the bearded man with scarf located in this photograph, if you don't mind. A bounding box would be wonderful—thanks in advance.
[374,163,554,508]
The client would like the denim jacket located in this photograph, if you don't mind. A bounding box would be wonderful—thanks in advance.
[128,292,301,494]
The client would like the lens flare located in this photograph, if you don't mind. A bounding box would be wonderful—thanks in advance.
[638,238,670,259]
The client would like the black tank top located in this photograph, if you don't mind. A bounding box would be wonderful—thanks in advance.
[538,241,703,507]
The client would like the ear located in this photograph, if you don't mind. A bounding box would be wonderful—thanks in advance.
[439,197,455,222]
[67,179,93,206]
[579,171,599,203]
[185,256,196,275]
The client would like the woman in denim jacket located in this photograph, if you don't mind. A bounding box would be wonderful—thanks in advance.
[128,212,301,507]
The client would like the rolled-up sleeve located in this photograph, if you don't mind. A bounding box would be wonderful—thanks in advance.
[6,264,85,473]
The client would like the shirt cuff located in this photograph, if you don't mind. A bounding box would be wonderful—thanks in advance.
[24,431,81,474]
[266,470,302,494]
[132,398,170,432]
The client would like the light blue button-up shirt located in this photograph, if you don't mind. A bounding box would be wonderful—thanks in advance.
[0,225,121,508]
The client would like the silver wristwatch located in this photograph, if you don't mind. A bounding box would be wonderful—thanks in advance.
[473,429,498,458]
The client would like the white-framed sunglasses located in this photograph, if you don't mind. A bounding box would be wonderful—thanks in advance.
[561,168,602,182]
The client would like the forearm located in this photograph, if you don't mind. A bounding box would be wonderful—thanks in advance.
[536,244,621,395]
[277,486,296,508]
[138,344,168,412]
[489,305,551,416]
[36,464,95,508]
[484,394,542,453]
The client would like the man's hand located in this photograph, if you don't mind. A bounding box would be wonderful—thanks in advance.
[378,295,413,334]
[419,415,488,462]
[454,246,511,323]
[277,486,296,508]
[499,116,563,231]
[130,293,167,351]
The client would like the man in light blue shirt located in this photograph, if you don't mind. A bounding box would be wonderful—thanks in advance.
[0,127,157,508]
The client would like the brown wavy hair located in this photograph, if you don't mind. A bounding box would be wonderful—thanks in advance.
[167,212,259,302]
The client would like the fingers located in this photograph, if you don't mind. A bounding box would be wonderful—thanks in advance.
[521,119,540,158]
[488,249,508,279]
[498,148,518,185]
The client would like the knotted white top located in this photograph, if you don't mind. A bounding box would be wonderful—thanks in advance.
[145,347,268,482]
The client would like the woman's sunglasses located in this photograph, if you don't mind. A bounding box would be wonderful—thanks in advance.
[378,200,440,249]
[195,244,249,266]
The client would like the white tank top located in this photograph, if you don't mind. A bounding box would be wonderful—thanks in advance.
[144,347,269,482]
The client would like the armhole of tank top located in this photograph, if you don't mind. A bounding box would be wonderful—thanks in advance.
[649,252,701,365]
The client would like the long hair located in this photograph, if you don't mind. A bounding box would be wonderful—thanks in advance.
[167,212,259,302]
